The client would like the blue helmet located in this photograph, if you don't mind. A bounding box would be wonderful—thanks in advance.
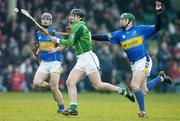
[41,13,53,25]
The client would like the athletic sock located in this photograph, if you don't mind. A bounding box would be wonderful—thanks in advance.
[134,89,145,111]
[147,76,162,91]
[58,104,64,111]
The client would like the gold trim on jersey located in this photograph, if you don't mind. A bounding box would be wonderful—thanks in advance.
[144,60,150,74]
[39,42,55,51]
[121,36,143,50]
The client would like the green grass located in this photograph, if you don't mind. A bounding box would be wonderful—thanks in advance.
[0,92,180,121]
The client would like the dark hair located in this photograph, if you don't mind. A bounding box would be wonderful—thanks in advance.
[70,9,85,20]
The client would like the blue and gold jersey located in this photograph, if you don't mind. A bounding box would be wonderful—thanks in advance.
[109,25,156,62]
[36,30,63,62]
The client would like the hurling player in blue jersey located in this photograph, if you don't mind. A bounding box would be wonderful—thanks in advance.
[92,1,172,118]
[32,13,65,113]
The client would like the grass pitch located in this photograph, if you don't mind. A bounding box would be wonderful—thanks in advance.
[0,92,180,121]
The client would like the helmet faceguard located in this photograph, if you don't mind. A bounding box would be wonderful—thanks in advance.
[120,13,135,24]
[41,13,52,28]
[120,13,135,30]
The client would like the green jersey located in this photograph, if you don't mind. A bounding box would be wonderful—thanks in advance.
[59,21,92,55]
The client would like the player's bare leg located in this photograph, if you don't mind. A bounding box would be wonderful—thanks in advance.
[88,70,135,102]
[135,70,172,118]
[66,69,84,104]
[140,78,148,95]
[130,70,148,118]
[49,72,64,112]
[33,71,49,88]
[88,71,119,91]
[62,69,84,116]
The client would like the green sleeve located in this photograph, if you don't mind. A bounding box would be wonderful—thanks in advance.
[59,38,74,46]
[58,24,83,47]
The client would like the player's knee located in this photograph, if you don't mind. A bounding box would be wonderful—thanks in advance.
[66,78,76,87]
[50,85,58,92]
[33,81,41,87]
[130,83,139,91]
[142,89,148,95]
[93,83,103,91]
[93,85,101,91]
[143,91,148,95]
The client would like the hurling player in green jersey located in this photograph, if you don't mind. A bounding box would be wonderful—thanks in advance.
[50,9,135,116]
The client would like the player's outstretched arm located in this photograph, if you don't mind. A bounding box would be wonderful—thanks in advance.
[155,1,164,31]
[91,34,109,41]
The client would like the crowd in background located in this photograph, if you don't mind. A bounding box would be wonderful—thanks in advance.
[0,0,179,92]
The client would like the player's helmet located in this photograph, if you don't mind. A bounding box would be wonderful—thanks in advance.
[120,13,135,24]
[70,9,85,20]
[41,13,52,26]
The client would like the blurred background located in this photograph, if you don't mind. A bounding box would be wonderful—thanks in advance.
[0,0,179,93]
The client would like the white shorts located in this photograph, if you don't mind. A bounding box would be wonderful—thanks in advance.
[131,55,152,76]
[37,61,62,74]
[74,51,100,75]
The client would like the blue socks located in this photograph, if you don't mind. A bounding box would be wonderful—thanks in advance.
[147,77,162,91]
[134,89,145,111]
[58,104,64,111]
